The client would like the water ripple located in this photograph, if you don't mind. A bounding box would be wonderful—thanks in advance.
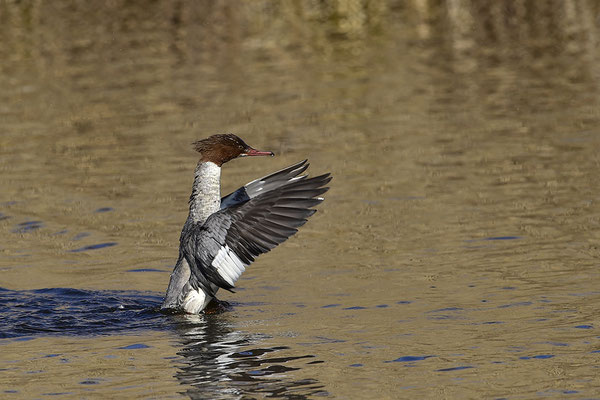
[0,287,327,398]
[0,287,165,338]
[69,242,118,253]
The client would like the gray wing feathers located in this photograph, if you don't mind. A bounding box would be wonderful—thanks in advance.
[186,162,331,293]
[244,159,310,198]
[183,216,238,296]
[220,160,309,209]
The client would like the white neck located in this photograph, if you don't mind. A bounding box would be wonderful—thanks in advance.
[188,161,221,225]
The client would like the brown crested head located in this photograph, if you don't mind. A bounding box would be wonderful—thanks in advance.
[193,134,274,166]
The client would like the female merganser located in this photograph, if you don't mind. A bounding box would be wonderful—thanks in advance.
[161,134,331,314]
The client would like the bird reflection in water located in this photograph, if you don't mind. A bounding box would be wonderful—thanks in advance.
[167,301,327,399]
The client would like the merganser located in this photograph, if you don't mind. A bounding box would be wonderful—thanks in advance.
[161,134,331,314]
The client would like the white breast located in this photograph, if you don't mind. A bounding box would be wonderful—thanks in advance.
[211,244,247,286]
[188,161,222,225]
[181,288,213,314]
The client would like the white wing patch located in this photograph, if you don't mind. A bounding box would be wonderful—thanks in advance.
[212,245,247,286]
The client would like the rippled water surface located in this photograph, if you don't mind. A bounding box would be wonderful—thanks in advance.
[2,1,600,398]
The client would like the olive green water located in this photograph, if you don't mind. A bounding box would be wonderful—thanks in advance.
[2,1,600,399]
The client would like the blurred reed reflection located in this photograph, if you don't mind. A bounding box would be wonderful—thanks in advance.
[1,0,598,141]
[2,1,597,66]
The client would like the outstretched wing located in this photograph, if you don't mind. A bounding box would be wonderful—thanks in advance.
[184,164,331,296]
[220,159,309,209]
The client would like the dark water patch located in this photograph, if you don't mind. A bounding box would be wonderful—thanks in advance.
[0,212,10,221]
[386,355,434,363]
[361,345,380,350]
[428,315,465,321]
[436,366,474,372]
[69,242,118,252]
[519,354,554,360]
[259,285,280,291]
[13,220,43,233]
[497,301,532,309]
[428,307,462,313]
[427,307,464,320]
[375,304,389,308]
[13,337,35,342]
[72,232,90,241]
[127,268,166,273]
[232,347,290,358]
[349,363,363,367]
[95,207,113,213]
[118,343,151,350]
[397,301,412,304]
[321,304,341,308]
[568,291,600,297]
[343,306,367,310]
[79,379,102,385]
[298,336,346,345]
[575,325,593,329]
[464,236,521,243]
[0,287,166,338]
[538,389,580,396]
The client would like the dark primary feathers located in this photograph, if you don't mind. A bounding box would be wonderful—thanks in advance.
[182,161,331,297]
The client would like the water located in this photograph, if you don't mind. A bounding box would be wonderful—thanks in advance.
[2,1,600,398]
